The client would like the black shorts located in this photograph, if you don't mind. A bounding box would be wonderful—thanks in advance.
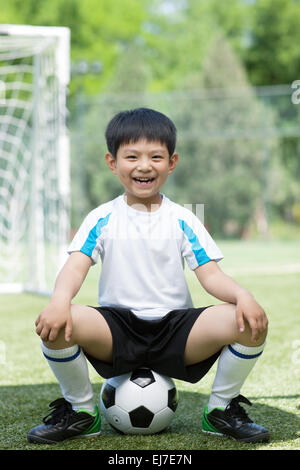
[84,306,221,384]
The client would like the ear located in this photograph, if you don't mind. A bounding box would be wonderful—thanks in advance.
[105,153,118,174]
[168,152,179,174]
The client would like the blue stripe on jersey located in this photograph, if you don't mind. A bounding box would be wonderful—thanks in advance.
[228,344,263,359]
[80,212,112,257]
[178,219,211,266]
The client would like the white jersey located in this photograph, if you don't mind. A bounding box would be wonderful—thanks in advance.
[67,194,223,320]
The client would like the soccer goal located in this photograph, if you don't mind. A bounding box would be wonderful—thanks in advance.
[0,24,70,296]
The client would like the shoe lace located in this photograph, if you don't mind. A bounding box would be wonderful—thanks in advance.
[225,394,253,423]
[43,398,75,426]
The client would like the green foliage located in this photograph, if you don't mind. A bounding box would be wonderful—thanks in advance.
[72,34,281,237]
[140,0,215,91]
[0,0,151,95]
[243,0,300,86]
[2,0,300,91]
[169,34,277,237]
[1,0,300,234]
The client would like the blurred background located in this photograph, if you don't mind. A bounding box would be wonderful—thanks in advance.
[2,0,300,237]
[1,0,300,294]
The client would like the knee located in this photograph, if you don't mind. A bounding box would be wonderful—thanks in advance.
[42,331,72,350]
[43,306,79,349]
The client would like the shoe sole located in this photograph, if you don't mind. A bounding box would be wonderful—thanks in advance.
[27,430,101,445]
[202,429,270,443]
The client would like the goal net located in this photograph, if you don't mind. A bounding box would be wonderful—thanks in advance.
[0,24,70,295]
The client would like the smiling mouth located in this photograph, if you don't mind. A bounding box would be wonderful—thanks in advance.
[133,177,155,185]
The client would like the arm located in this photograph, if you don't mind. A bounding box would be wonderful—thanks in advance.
[35,251,92,343]
[194,261,268,342]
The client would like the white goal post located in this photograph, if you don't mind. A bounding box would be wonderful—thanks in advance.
[0,24,70,295]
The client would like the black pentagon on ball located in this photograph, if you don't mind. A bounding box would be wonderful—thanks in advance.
[168,387,178,412]
[101,383,116,408]
[130,368,155,388]
[129,406,154,427]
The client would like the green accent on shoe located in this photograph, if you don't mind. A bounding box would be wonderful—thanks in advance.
[202,405,224,435]
[78,405,101,436]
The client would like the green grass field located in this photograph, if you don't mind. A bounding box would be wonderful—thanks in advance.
[0,240,300,451]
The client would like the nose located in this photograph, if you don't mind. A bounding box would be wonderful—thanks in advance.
[137,156,152,171]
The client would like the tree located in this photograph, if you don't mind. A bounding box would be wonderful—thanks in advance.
[0,0,152,95]
[168,33,279,238]
[243,0,300,86]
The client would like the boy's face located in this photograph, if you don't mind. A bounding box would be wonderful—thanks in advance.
[105,139,178,209]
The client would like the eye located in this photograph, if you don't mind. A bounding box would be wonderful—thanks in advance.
[126,155,137,160]
[152,155,163,160]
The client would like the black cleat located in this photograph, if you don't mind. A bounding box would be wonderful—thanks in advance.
[27,398,101,444]
[202,394,270,443]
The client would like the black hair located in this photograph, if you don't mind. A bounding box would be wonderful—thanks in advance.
[105,107,177,158]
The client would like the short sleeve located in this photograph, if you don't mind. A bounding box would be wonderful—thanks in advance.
[67,210,112,265]
[178,211,223,270]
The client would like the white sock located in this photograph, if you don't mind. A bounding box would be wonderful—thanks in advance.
[207,340,266,411]
[41,341,95,413]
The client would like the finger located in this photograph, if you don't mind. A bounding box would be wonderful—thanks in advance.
[39,325,51,342]
[256,315,264,335]
[35,321,43,336]
[257,312,268,336]
[65,316,73,343]
[236,306,245,333]
[263,313,269,331]
[48,327,59,342]
[248,318,259,342]
[35,315,41,327]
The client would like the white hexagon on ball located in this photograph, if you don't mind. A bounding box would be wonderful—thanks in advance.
[100,368,178,435]
[140,373,174,413]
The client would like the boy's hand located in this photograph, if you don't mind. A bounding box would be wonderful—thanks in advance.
[35,301,73,343]
[34,252,92,343]
[235,292,268,342]
[194,261,268,343]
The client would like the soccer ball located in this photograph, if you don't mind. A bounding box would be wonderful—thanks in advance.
[100,368,178,434]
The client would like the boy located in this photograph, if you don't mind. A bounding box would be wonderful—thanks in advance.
[28,108,269,444]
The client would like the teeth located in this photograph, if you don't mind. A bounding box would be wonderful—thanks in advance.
[135,178,153,182]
